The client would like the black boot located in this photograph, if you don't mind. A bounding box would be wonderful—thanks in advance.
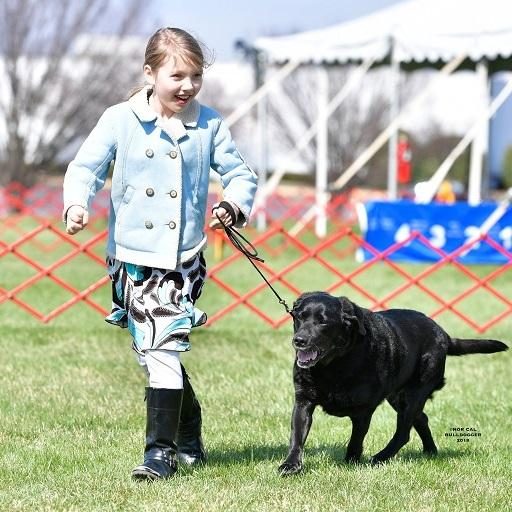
[176,365,206,465]
[132,387,183,481]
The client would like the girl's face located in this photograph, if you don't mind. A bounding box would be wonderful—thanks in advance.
[144,55,203,117]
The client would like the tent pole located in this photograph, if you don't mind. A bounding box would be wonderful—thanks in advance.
[254,57,374,216]
[468,60,489,205]
[256,51,268,231]
[417,73,512,203]
[330,54,466,192]
[315,65,329,238]
[387,36,399,200]
[225,58,300,128]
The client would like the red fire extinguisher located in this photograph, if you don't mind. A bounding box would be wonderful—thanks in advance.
[397,133,412,185]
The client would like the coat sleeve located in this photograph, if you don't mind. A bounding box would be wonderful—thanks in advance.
[62,107,117,219]
[210,118,258,226]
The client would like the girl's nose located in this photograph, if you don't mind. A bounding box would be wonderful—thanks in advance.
[181,77,194,91]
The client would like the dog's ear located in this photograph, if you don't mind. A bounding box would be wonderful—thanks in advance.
[342,314,366,336]
[338,296,367,336]
[351,304,367,336]
[291,294,305,316]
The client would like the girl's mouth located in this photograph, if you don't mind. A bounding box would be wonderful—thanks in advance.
[175,95,191,105]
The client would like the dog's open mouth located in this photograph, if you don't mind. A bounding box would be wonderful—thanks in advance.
[296,349,320,368]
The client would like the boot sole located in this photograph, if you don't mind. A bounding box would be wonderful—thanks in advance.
[132,467,160,481]
[132,466,177,481]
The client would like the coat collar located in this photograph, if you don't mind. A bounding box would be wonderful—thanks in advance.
[128,85,200,141]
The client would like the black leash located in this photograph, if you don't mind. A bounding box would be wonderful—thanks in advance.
[215,213,292,315]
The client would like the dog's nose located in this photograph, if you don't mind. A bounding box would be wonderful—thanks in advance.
[293,335,307,348]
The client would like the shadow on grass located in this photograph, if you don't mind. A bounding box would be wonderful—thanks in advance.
[394,447,469,463]
[201,443,470,469]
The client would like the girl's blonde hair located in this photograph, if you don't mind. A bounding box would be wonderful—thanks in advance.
[145,27,213,70]
[129,27,213,98]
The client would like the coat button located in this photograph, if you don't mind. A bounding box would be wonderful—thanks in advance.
[145,220,153,229]
[169,150,178,159]
[146,188,155,197]
[169,190,177,198]
[168,221,176,229]
[145,148,154,158]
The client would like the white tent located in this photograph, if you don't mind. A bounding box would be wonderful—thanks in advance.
[249,0,512,233]
[254,0,512,69]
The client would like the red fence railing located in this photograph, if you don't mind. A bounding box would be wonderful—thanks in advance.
[1,182,511,332]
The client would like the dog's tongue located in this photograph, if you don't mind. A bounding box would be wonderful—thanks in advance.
[297,349,318,364]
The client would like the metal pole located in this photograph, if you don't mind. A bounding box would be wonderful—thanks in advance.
[387,36,399,200]
[256,51,268,231]
[254,57,375,214]
[417,73,512,203]
[330,54,466,192]
[315,65,329,238]
[468,60,489,205]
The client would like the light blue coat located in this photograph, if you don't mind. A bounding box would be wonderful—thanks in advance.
[64,87,258,269]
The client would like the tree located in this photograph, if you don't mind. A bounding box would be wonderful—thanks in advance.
[0,0,151,186]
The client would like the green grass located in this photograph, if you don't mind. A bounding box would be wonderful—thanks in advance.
[1,223,511,511]
[1,295,511,511]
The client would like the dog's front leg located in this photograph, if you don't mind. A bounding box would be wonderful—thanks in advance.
[278,399,315,476]
[345,413,373,463]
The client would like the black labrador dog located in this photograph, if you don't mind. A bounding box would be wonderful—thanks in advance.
[279,292,508,475]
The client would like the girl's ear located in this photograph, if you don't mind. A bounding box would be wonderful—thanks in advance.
[143,64,155,85]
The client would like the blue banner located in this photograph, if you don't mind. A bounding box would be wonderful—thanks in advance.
[359,200,512,264]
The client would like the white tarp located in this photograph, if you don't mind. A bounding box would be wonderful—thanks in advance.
[253,0,512,66]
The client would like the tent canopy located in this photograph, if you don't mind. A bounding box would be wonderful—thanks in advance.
[253,0,512,71]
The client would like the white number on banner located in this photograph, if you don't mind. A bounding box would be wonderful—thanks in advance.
[462,226,512,255]
[394,223,446,248]
[394,223,411,244]
[429,224,446,248]
[499,226,512,250]
[463,226,481,254]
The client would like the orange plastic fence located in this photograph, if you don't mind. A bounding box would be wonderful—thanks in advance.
[1,183,511,332]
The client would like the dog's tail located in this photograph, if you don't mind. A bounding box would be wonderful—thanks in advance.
[448,338,508,356]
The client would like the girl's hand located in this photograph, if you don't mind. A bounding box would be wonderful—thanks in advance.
[209,202,239,230]
[209,207,231,229]
[66,205,89,235]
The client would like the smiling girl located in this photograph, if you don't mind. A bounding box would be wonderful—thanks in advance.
[63,27,257,481]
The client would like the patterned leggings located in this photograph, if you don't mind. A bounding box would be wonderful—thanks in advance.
[105,252,207,387]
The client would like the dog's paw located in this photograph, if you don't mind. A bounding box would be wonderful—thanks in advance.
[278,461,303,476]
[423,446,438,457]
[344,454,362,464]
[369,454,390,466]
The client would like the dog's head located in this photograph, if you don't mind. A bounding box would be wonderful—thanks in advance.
[290,292,366,368]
